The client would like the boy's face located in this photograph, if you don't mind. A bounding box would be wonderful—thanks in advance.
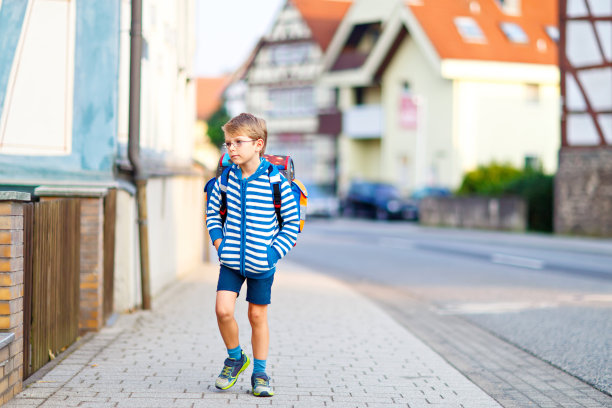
[224,134,263,166]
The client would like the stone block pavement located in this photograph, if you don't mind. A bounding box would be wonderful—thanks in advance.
[5,262,502,408]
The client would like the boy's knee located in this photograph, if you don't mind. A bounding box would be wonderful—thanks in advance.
[248,307,267,325]
[216,305,234,322]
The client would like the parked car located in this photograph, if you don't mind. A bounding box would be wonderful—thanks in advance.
[410,186,452,201]
[305,184,339,218]
[410,186,452,220]
[341,181,418,220]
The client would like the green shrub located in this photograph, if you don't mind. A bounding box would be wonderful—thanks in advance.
[457,162,553,232]
[504,172,554,232]
[457,162,523,196]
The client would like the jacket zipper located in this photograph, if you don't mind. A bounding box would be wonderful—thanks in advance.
[240,178,247,276]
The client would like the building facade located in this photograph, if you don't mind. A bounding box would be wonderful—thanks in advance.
[0,0,201,314]
[240,0,351,189]
[321,0,560,195]
[555,0,612,236]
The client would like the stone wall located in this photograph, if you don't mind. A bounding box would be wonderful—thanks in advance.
[555,148,612,237]
[419,196,527,231]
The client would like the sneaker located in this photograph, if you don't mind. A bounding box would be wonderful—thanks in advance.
[215,352,250,390]
[251,372,274,397]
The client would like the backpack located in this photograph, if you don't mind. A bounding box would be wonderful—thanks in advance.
[204,153,308,234]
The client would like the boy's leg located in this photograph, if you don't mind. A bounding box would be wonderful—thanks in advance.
[215,290,239,349]
[214,267,250,390]
[248,302,274,396]
[248,303,269,363]
[245,274,275,397]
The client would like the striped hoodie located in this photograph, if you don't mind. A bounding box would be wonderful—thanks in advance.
[206,158,300,278]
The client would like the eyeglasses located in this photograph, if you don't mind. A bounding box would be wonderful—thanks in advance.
[222,139,257,150]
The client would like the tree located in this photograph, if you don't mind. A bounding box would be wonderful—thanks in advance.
[206,104,230,148]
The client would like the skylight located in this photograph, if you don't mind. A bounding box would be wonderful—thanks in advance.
[545,25,559,43]
[500,22,528,43]
[454,17,486,43]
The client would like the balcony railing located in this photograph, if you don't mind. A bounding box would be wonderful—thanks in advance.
[343,104,384,139]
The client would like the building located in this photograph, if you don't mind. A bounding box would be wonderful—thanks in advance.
[239,0,352,188]
[320,0,560,195]
[0,0,200,396]
[555,0,612,236]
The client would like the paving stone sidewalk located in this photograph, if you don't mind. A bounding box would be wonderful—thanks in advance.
[6,262,502,408]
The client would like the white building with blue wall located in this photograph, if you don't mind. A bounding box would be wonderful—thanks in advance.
[0,0,201,314]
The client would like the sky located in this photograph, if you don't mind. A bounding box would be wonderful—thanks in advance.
[194,0,286,77]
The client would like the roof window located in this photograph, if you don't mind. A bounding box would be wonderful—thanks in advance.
[454,17,486,43]
[495,0,521,16]
[545,25,559,43]
[500,22,528,43]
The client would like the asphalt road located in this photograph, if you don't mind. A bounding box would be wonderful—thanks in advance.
[285,218,612,394]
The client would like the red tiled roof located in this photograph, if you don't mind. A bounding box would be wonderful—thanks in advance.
[406,0,557,64]
[196,76,231,120]
[291,0,353,51]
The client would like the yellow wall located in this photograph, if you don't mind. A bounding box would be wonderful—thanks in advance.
[337,87,384,194]
[381,35,453,193]
[380,35,559,192]
[454,80,560,182]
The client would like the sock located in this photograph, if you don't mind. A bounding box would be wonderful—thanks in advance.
[227,345,242,360]
[253,359,266,374]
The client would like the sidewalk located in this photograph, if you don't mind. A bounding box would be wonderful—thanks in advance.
[5,262,501,408]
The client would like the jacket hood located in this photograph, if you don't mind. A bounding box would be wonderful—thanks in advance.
[233,158,273,181]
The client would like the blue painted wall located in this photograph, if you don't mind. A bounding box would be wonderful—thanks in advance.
[0,0,28,116]
[0,0,121,182]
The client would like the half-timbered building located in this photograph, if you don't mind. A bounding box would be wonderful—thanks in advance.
[240,0,351,188]
[556,0,612,236]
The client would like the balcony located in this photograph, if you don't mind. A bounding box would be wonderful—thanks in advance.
[343,104,384,139]
[318,109,343,135]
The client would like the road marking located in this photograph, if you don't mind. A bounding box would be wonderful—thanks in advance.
[582,294,612,303]
[491,253,544,270]
[436,301,557,315]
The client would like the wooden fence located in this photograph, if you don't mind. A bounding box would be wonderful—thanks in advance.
[103,190,116,322]
[23,199,81,378]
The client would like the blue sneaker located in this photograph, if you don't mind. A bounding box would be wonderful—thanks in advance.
[251,372,274,397]
[215,352,250,390]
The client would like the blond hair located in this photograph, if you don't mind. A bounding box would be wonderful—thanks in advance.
[222,113,267,157]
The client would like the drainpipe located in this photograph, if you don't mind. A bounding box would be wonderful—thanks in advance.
[127,0,151,310]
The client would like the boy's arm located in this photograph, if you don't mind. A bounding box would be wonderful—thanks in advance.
[270,179,300,262]
[206,178,225,244]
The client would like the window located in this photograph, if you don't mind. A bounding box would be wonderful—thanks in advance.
[268,87,315,117]
[495,0,521,15]
[545,25,559,43]
[500,22,528,43]
[270,43,309,66]
[454,17,486,43]
[354,87,365,105]
[0,0,75,155]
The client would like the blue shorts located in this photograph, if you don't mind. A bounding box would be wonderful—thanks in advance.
[216,265,274,305]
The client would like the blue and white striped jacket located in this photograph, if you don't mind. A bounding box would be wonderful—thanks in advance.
[206,158,300,278]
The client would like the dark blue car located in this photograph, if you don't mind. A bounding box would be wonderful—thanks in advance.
[341,181,418,220]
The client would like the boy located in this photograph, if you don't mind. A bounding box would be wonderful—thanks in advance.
[206,113,299,397]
